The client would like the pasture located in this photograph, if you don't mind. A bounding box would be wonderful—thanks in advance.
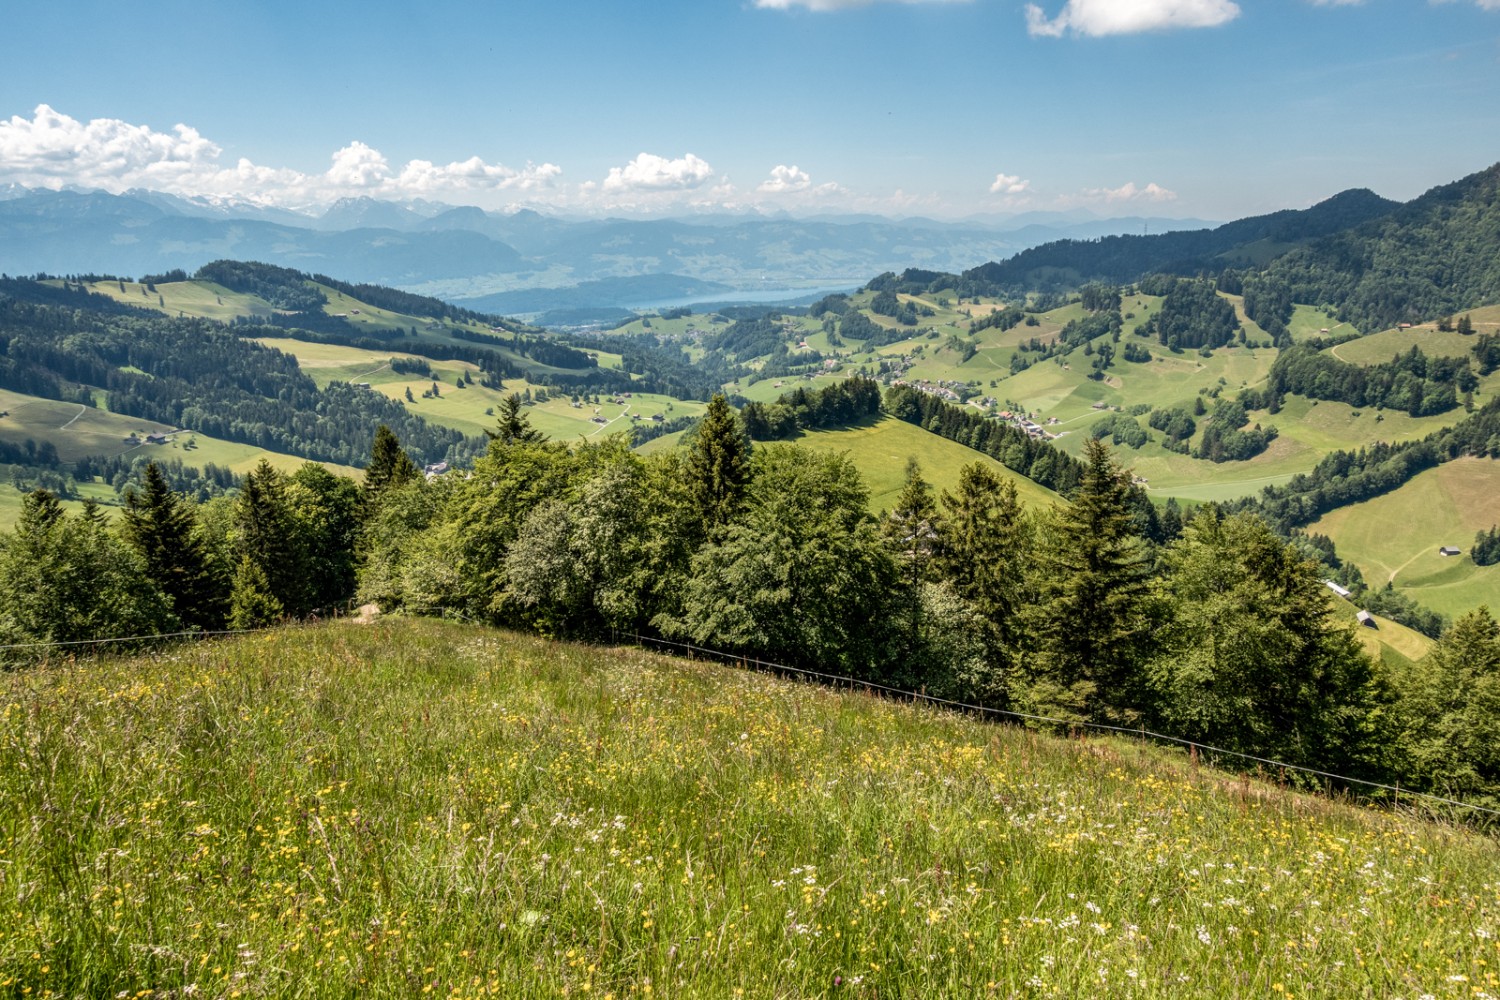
[0,618,1493,998]
[1309,457,1500,620]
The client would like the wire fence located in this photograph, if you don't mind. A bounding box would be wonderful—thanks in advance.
[2,609,1494,821]
[616,630,1500,821]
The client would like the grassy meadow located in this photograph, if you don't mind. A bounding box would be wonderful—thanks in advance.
[794,415,1060,513]
[0,618,1496,999]
[1310,457,1500,619]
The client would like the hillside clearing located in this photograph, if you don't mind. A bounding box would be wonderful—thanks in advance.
[1310,457,1500,618]
[775,414,1059,512]
[0,618,1493,998]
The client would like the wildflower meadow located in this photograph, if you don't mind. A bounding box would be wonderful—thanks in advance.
[0,618,1496,998]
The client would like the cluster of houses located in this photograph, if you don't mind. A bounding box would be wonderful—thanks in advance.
[890,378,964,403]
[994,409,1055,440]
[123,432,172,446]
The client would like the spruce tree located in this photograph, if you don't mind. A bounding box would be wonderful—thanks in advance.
[228,554,284,629]
[686,394,751,536]
[486,394,545,445]
[236,460,310,616]
[363,424,421,504]
[122,461,228,630]
[883,460,939,657]
[935,463,1030,655]
[1021,438,1153,721]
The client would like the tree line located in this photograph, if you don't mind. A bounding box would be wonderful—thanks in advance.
[0,295,482,468]
[7,399,1496,816]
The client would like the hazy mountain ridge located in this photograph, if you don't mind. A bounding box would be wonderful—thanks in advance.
[962,188,1401,290]
[0,186,1214,308]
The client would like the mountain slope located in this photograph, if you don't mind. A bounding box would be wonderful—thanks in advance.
[1,617,1492,998]
[1262,162,1500,331]
[962,188,1399,290]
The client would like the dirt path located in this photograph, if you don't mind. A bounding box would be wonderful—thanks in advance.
[58,404,87,430]
[350,362,391,383]
[1386,549,1427,585]
[589,404,632,437]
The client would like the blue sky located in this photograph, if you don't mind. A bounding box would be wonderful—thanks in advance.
[3,0,1498,220]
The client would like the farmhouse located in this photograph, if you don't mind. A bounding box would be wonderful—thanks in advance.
[1323,580,1352,599]
[1356,610,1377,628]
[423,462,449,479]
[145,433,169,445]
[1439,546,1462,557]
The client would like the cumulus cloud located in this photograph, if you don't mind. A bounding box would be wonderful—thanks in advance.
[1025,0,1239,37]
[0,105,561,210]
[602,152,715,192]
[989,172,1031,195]
[754,0,965,11]
[1082,181,1178,203]
[758,164,813,193]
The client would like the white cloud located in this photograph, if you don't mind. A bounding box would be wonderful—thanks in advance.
[1025,0,1239,37]
[1081,181,1178,203]
[989,172,1031,195]
[0,105,561,211]
[754,0,965,11]
[602,152,715,192]
[758,164,813,193]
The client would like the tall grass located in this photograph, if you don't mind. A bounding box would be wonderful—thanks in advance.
[1,618,1496,998]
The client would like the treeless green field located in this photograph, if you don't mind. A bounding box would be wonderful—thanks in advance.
[793,414,1060,513]
[77,279,271,322]
[1310,457,1500,619]
[1327,306,1500,366]
[0,618,1494,998]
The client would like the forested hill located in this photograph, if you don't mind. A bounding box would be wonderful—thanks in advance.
[960,187,1398,291]
[0,285,480,468]
[1258,162,1500,332]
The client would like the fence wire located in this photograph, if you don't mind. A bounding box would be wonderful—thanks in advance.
[3,612,1493,820]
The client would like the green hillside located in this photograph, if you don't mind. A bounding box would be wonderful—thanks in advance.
[1,618,1493,998]
[788,414,1059,512]
[1311,457,1500,618]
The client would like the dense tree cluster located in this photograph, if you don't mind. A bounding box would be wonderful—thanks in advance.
[1474,526,1500,567]
[1269,344,1469,416]
[195,260,328,312]
[1140,277,1241,352]
[1259,163,1500,333]
[1147,406,1197,452]
[960,190,1398,293]
[739,377,882,440]
[884,387,1087,498]
[1090,412,1149,449]
[968,305,1025,335]
[3,403,1498,811]
[0,297,481,467]
[1195,399,1278,463]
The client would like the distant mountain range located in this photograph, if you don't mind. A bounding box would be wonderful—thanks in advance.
[0,186,1215,313]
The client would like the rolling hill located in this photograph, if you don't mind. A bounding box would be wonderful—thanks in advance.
[1,617,1493,997]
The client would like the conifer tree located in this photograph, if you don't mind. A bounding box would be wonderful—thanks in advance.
[235,460,310,616]
[228,554,284,629]
[486,394,545,445]
[1021,438,1153,720]
[935,463,1030,655]
[883,460,939,655]
[1391,606,1500,801]
[686,394,751,536]
[122,461,228,630]
[363,424,421,504]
